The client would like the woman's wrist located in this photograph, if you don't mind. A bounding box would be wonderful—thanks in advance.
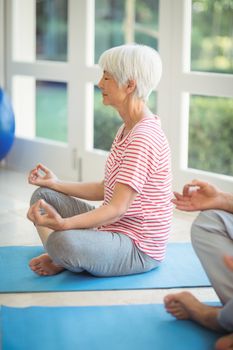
[49,179,62,191]
[61,217,70,230]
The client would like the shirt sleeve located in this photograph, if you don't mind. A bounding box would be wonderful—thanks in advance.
[116,136,160,193]
[218,298,233,332]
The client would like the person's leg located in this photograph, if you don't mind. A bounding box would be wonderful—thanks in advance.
[44,229,159,277]
[218,299,233,333]
[30,186,95,219]
[191,210,233,304]
[164,241,233,349]
[164,292,233,350]
[215,262,233,350]
[164,291,222,331]
[29,187,95,273]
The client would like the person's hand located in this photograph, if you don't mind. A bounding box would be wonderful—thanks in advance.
[27,199,65,231]
[172,179,222,212]
[28,163,58,188]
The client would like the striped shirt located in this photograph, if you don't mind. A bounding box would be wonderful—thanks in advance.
[98,116,173,261]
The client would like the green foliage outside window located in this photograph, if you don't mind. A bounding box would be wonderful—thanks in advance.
[191,0,233,74]
[189,96,233,176]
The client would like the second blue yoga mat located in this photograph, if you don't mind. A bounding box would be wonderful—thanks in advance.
[0,243,210,292]
[0,304,220,350]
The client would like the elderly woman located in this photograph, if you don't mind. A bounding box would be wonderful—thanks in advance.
[27,44,173,277]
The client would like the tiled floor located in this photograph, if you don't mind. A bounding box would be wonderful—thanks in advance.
[0,166,218,307]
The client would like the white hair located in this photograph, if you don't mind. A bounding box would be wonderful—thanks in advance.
[98,44,162,101]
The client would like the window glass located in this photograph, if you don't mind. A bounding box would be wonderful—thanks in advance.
[188,95,233,176]
[94,0,159,151]
[134,0,159,47]
[95,0,159,63]
[12,0,68,62]
[36,0,68,61]
[95,0,125,63]
[36,81,67,142]
[94,87,121,152]
[191,0,233,74]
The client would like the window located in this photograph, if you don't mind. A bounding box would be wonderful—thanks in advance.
[191,0,233,74]
[188,95,233,177]
[36,0,68,62]
[12,0,68,145]
[94,0,159,151]
[157,0,233,191]
[36,81,68,142]
[4,0,233,190]
[187,0,233,178]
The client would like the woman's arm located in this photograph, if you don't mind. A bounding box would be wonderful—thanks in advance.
[27,182,137,230]
[28,163,104,201]
[51,180,105,201]
[62,182,137,229]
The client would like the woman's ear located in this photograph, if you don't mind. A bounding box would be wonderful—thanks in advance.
[127,80,136,94]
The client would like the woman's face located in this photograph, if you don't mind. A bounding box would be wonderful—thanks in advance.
[98,71,127,108]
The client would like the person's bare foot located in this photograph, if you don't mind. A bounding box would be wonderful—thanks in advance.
[29,254,65,276]
[164,291,221,331]
[215,333,233,350]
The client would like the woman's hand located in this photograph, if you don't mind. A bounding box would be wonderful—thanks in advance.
[28,163,58,188]
[27,199,66,231]
[172,179,223,212]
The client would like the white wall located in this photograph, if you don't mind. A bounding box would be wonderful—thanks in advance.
[0,0,5,87]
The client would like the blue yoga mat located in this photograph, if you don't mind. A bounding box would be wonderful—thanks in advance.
[0,243,210,292]
[0,304,221,350]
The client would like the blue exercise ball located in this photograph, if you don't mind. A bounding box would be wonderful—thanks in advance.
[0,88,15,160]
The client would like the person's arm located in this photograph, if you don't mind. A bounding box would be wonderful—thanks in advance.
[28,163,104,201]
[27,182,137,230]
[219,192,233,213]
[172,179,233,213]
[51,181,105,201]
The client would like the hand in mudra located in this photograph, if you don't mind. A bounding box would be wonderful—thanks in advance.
[27,199,65,231]
[28,163,59,188]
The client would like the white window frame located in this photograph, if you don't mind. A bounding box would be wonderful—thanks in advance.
[158,0,233,192]
[4,0,102,180]
[0,0,4,88]
[2,0,233,191]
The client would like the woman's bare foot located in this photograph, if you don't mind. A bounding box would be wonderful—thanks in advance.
[164,291,221,331]
[29,254,65,276]
[215,333,233,350]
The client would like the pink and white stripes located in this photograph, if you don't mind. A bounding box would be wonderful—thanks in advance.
[98,116,173,261]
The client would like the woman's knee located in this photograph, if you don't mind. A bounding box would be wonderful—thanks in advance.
[30,187,49,206]
[30,187,58,206]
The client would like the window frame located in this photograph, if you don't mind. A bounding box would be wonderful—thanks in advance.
[2,0,233,191]
[158,0,233,192]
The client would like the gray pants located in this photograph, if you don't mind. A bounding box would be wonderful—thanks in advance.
[191,210,233,331]
[30,188,159,277]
